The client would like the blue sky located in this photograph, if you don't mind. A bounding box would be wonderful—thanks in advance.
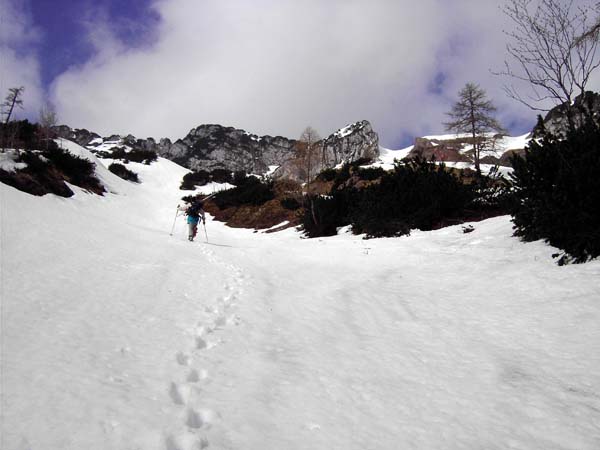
[30,0,160,88]
[3,0,579,148]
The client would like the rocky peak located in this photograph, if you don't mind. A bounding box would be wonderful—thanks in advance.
[161,121,379,180]
[322,120,379,165]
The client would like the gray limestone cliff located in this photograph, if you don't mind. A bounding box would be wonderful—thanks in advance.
[54,121,380,181]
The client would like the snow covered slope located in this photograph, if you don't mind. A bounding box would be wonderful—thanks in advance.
[1,140,599,450]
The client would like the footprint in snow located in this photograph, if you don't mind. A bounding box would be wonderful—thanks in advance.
[187,368,209,383]
[187,369,200,383]
[197,324,213,335]
[186,408,217,430]
[196,336,208,350]
[186,408,205,429]
[164,435,181,450]
[176,352,191,366]
[169,382,191,406]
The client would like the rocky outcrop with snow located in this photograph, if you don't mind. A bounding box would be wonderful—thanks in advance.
[54,121,379,181]
[53,126,101,147]
[404,133,529,168]
[321,120,379,165]
[408,136,473,163]
[162,121,379,178]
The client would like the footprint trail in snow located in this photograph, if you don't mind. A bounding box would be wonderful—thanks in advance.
[163,244,246,449]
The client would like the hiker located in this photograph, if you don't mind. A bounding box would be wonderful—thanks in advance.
[185,200,206,241]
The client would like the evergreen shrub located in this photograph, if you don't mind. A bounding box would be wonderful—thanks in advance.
[302,157,474,238]
[213,176,274,209]
[108,147,157,164]
[180,170,210,190]
[280,197,302,210]
[510,118,600,264]
[109,163,140,183]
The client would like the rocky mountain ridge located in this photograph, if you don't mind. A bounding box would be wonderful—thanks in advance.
[54,121,379,181]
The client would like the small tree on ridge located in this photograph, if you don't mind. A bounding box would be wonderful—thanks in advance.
[444,83,506,176]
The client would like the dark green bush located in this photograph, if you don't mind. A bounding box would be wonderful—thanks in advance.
[0,151,73,197]
[213,176,274,209]
[109,163,140,183]
[357,166,386,181]
[350,158,473,237]
[510,117,600,264]
[232,170,248,186]
[317,168,337,182]
[302,157,475,238]
[1,147,104,197]
[302,194,351,237]
[211,168,233,184]
[280,196,302,210]
[180,169,234,190]
[181,170,210,190]
[103,147,157,164]
[43,147,101,191]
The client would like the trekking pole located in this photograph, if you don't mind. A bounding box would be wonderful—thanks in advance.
[203,221,209,243]
[169,206,179,236]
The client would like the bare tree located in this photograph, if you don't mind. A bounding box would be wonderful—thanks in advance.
[500,0,600,124]
[293,126,322,227]
[445,83,506,176]
[295,126,322,191]
[39,102,58,149]
[2,86,25,125]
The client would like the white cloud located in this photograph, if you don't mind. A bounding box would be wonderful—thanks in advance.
[51,0,554,146]
[0,0,44,120]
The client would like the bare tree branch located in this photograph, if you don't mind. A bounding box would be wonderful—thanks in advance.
[496,0,600,122]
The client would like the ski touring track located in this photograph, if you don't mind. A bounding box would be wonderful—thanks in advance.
[163,242,246,450]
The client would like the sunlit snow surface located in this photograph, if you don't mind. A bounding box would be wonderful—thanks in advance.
[1,141,599,450]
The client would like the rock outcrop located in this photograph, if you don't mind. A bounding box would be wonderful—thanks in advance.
[53,126,101,147]
[161,124,296,174]
[405,133,525,168]
[273,120,379,179]
[162,121,379,179]
[407,136,473,163]
[534,91,600,137]
[57,121,380,181]
[321,121,379,165]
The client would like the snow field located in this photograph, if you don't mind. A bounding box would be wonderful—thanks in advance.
[1,140,599,449]
[193,221,600,449]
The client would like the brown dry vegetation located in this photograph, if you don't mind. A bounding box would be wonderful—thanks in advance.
[202,178,303,230]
